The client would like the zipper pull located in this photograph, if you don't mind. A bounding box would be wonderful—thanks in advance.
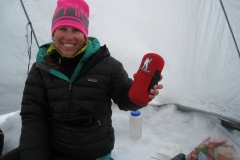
[97,120,101,126]
[69,84,72,91]
[59,58,61,64]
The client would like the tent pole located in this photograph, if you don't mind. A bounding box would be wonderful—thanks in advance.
[20,0,39,48]
[219,0,240,58]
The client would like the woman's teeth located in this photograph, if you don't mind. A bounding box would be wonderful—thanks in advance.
[63,43,74,47]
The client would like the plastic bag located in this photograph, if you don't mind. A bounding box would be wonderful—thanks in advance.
[187,124,240,160]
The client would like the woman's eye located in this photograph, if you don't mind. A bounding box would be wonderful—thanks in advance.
[73,29,80,32]
[59,27,66,31]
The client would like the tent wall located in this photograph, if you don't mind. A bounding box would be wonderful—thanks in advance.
[0,0,239,122]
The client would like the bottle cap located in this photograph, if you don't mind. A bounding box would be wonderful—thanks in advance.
[131,110,141,116]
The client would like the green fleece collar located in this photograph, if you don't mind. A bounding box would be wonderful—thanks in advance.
[46,42,88,58]
[37,37,100,63]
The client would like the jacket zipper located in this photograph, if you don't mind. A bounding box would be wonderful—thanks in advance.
[69,84,74,114]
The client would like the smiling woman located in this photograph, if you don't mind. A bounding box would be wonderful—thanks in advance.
[0,0,163,160]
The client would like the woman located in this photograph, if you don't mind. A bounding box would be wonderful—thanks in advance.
[0,0,163,159]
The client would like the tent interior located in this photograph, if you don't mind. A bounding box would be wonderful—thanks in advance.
[0,0,239,159]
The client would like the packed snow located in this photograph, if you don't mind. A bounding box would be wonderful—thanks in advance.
[0,103,239,160]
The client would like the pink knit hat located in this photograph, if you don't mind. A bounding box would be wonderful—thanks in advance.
[51,0,89,38]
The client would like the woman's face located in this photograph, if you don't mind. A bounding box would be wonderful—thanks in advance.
[53,26,85,57]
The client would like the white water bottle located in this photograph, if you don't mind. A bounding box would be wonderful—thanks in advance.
[129,110,142,140]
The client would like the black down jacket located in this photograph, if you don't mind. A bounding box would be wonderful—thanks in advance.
[19,38,144,160]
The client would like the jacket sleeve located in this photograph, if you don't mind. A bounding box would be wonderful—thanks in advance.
[19,63,50,160]
[110,60,146,111]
